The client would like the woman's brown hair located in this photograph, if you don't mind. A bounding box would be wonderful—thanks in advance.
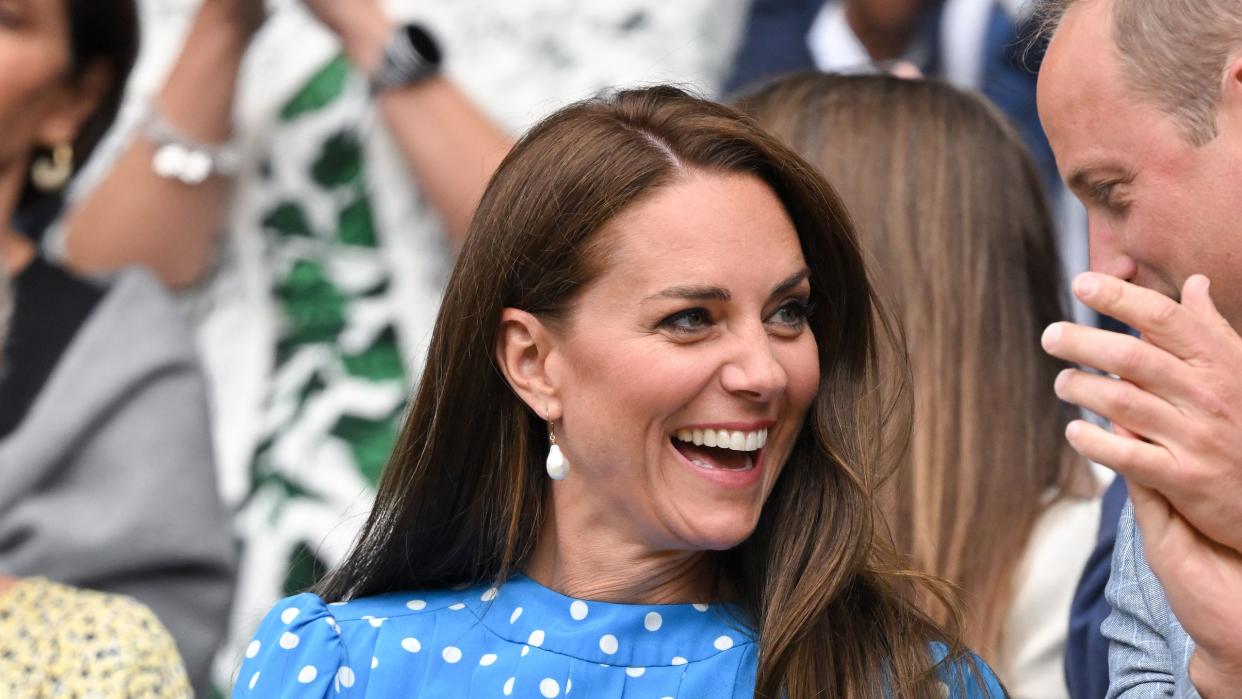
[318,85,989,697]
[739,72,1095,670]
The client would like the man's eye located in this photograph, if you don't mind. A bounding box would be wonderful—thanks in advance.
[659,308,712,334]
[1092,181,1130,212]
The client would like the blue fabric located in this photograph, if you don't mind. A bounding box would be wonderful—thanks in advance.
[724,0,822,95]
[1103,501,1200,698]
[1066,476,1128,699]
[235,575,1005,697]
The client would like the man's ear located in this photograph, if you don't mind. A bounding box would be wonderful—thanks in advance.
[1221,54,1242,131]
[496,308,562,421]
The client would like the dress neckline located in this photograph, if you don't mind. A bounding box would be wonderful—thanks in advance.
[456,574,756,668]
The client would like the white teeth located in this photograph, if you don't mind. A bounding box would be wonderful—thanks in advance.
[672,428,768,453]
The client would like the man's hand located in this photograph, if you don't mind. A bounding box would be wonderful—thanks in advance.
[1130,481,1242,698]
[1042,273,1242,552]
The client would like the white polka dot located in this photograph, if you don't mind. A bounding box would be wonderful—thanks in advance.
[406,599,427,611]
[401,637,421,653]
[246,640,261,658]
[481,587,499,602]
[279,632,300,650]
[644,612,663,631]
[569,600,589,620]
[297,665,318,683]
[337,667,355,688]
[442,646,463,663]
[248,672,260,690]
[503,677,516,696]
[671,656,688,666]
[599,634,619,655]
[281,607,300,624]
[325,618,340,634]
[528,629,545,647]
[328,601,347,606]
[449,603,466,611]
[371,656,379,669]
[480,653,498,666]
[625,667,646,678]
[938,681,951,698]
[521,645,531,656]
[714,635,734,651]
[567,679,573,694]
[366,616,386,628]
[693,603,709,612]
[540,678,561,698]
[510,607,524,624]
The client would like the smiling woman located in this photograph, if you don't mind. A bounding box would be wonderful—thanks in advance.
[237,86,1004,698]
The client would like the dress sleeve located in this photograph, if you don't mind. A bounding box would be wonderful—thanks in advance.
[932,644,1008,698]
[233,593,351,698]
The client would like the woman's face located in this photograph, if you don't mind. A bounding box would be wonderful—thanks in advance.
[546,171,820,554]
[0,0,83,183]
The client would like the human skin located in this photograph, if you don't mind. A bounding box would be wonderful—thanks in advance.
[496,172,820,604]
[1036,0,1242,692]
[0,0,106,276]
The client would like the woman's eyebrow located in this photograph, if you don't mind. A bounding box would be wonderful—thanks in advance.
[770,269,810,297]
[643,285,731,303]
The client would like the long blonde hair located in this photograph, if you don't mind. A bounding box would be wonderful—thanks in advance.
[740,73,1095,668]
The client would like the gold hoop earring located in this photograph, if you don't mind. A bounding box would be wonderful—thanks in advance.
[31,144,75,192]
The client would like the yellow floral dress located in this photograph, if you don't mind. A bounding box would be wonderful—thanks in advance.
[0,578,190,698]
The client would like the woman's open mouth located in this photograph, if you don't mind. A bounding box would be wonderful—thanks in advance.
[670,428,767,472]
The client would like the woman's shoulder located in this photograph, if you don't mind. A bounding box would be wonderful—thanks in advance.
[930,642,1007,698]
[234,588,470,696]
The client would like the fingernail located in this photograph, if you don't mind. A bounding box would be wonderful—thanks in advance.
[1066,421,1081,440]
[1055,368,1071,393]
[1074,274,1099,299]
[1041,323,1062,350]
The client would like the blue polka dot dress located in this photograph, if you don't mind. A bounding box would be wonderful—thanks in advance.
[234,575,1004,697]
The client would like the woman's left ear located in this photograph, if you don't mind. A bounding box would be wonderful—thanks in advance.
[496,308,562,421]
[36,61,111,149]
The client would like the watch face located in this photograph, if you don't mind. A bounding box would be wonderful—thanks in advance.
[404,24,442,66]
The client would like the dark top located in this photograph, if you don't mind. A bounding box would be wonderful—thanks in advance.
[0,256,103,438]
[1066,475,1129,699]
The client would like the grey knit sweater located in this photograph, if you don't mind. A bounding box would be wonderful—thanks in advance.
[0,268,235,696]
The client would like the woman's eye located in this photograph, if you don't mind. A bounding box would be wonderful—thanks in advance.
[769,299,812,329]
[659,308,712,334]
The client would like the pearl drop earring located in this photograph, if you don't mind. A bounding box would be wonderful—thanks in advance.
[546,421,569,481]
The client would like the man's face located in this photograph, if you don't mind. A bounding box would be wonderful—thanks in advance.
[1037,0,1242,327]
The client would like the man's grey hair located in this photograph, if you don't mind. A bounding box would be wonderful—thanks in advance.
[1037,0,1242,145]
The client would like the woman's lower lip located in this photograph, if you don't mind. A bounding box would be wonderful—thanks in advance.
[668,439,765,489]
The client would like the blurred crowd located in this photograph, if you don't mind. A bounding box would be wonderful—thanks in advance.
[2,0,1240,697]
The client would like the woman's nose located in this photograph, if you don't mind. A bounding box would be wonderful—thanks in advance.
[719,327,787,402]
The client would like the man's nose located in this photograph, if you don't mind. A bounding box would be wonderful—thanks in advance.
[1087,217,1138,280]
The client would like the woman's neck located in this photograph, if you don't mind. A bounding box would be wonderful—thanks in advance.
[522,506,719,605]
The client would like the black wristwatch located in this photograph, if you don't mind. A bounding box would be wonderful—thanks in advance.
[369,23,443,95]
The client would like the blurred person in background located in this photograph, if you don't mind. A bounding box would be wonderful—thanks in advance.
[45,0,749,688]
[0,0,234,693]
[741,73,1104,697]
[0,268,190,698]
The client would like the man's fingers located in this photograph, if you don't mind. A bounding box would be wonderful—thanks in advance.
[1042,322,1183,395]
[1071,273,1204,359]
[1055,370,1182,442]
[1063,419,1171,488]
